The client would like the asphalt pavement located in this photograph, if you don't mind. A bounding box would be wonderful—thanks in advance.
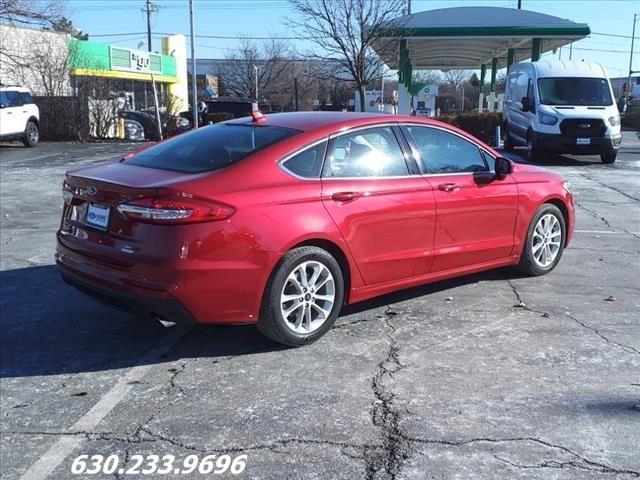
[1,134,639,479]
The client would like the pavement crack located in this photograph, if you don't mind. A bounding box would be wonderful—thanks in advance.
[579,173,640,203]
[365,306,412,480]
[576,201,640,240]
[408,436,640,478]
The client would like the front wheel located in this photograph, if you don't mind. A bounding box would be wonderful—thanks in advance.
[518,204,566,276]
[600,152,617,164]
[257,246,344,346]
[22,121,39,147]
[503,129,515,152]
[525,134,540,162]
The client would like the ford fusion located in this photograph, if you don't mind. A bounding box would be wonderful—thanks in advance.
[56,112,575,346]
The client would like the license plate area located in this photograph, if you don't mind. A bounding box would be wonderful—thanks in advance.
[576,137,591,145]
[85,203,110,230]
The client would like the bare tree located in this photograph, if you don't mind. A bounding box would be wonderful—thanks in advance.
[442,69,469,93]
[221,37,292,103]
[288,0,405,112]
[0,0,64,26]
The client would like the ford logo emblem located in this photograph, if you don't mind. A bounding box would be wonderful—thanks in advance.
[85,186,97,196]
[577,123,591,129]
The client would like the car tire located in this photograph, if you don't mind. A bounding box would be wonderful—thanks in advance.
[600,152,617,164]
[518,204,566,276]
[257,246,344,346]
[22,121,39,147]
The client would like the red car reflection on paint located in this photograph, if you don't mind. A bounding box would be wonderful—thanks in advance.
[56,112,575,346]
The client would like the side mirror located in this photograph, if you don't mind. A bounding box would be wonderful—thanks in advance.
[495,157,513,177]
[520,96,531,112]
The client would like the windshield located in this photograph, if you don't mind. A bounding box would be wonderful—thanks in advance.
[126,124,298,173]
[537,77,613,106]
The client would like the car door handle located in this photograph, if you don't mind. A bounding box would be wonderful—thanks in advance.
[331,191,361,202]
[438,183,461,192]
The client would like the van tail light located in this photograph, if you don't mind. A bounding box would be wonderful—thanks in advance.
[117,196,234,224]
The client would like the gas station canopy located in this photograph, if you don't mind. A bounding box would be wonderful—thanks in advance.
[373,7,591,70]
[371,7,590,114]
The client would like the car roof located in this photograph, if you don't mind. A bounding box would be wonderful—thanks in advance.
[0,85,31,92]
[226,111,443,133]
[520,60,607,79]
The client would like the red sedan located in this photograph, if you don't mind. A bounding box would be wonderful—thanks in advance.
[56,112,575,346]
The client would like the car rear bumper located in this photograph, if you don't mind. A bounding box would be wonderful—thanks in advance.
[531,132,621,155]
[58,261,197,324]
[56,235,277,325]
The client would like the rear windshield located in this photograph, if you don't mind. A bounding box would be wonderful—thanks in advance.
[538,77,613,106]
[126,123,298,173]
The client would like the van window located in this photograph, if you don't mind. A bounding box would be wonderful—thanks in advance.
[538,78,613,106]
[515,72,529,102]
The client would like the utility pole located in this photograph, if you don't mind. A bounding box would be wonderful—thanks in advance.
[517,0,522,9]
[294,76,299,111]
[628,13,638,100]
[189,0,198,129]
[144,0,158,52]
[406,0,411,15]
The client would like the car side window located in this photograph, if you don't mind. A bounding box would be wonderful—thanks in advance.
[323,127,409,178]
[19,92,33,105]
[281,140,327,178]
[515,72,529,102]
[4,91,23,107]
[402,126,488,174]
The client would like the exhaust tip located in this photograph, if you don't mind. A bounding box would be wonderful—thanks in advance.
[154,315,176,328]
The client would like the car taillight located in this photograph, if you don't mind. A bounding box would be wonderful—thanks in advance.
[117,196,234,224]
[62,180,73,204]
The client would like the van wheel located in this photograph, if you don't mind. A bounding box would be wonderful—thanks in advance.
[526,134,540,162]
[257,246,344,347]
[600,153,616,164]
[503,130,515,152]
[22,121,39,147]
[518,204,566,276]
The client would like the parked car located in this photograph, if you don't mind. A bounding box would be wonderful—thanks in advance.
[122,118,145,141]
[0,85,40,147]
[503,61,621,163]
[56,112,575,346]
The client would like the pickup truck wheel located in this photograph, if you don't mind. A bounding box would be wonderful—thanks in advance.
[600,152,616,164]
[22,121,39,147]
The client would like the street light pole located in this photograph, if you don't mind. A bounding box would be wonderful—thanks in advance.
[189,0,198,129]
[627,13,638,100]
[145,0,152,52]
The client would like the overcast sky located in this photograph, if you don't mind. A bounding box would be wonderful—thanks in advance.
[68,0,638,79]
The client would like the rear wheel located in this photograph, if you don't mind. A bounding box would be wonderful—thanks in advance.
[257,246,344,346]
[600,152,617,164]
[518,204,566,276]
[22,121,39,147]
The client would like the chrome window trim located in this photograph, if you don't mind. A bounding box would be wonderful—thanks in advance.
[277,137,329,180]
[400,123,491,177]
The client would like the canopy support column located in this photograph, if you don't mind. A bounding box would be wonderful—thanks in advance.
[397,39,412,114]
[488,57,498,112]
[531,38,541,61]
[478,64,486,112]
[507,48,515,69]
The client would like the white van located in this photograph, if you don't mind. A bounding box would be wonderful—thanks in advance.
[503,61,621,163]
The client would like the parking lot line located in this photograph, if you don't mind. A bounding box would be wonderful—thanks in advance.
[574,229,640,235]
[19,328,187,480]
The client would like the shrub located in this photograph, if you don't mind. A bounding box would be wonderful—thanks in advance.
[432,112,503,145]
[621,111,640,131]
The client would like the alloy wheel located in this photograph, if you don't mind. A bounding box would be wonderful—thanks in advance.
[532,213,562,268]
[280,260,336,334]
